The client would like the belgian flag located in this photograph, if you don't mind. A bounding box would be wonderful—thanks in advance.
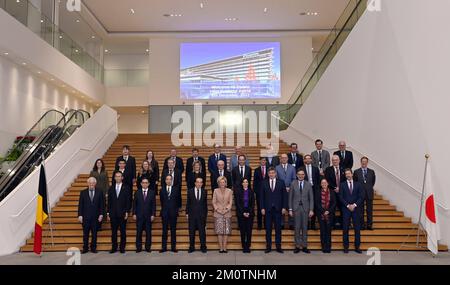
[33,165,49,255]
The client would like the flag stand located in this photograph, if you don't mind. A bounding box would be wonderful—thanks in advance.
[397,154,433,254]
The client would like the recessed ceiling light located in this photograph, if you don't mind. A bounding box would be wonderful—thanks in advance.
[75,49,79,53]
[264,7,268,13]
[91,35,95,39]
[301,11,319,16]
[130,8,135,14]
[40,19,44,23]
[3,52,8,55]
[225,17,238,21]
[37,71,41,74]
[22,62,27,66]
[200,2,204,8]
[59,35,63,39]
[76,19,80,23]
[146,49,149,52]
[104,49,109,53]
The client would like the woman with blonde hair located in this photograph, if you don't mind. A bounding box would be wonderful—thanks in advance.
[212,176,233,253]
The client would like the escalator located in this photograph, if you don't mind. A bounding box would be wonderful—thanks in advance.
[0,109,90,201]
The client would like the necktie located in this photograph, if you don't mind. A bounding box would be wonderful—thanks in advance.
[318,151,322,168]
[262,166,266,178]
[292,154,296,164]
[335,167,340,187]
[216,154,219,161]
[196,188,200,201]
[283,164,287,173]
[240,166,244,178]
[341,151,345,160]
[307,166,311,183]
[349,181,353,194]
[89,190,94,202]
[167,186,171,198]
[271,179,275,192]
[220,170,223,177]
[143,189,147,200]
[299,180,303,191]
[116,185,120,197]
[363,169,367,182]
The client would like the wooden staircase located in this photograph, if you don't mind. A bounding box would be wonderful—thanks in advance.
[20,134,447,252]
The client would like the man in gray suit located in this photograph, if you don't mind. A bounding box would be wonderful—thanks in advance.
[276,154,297,230]
[353,157,376,230]
[311,139,330,176]
[289,169,314,253]
[230,146,249,170]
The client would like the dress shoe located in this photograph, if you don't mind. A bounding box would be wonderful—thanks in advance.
[109,249,117,254]
[81,249,89,254]
[367,226,373,231]
[159,249,167,253]
[145,249,152,253]
[289,225,294,230]
[355,249,363,254]
[91,249,98,254]
[223,250,228,254]
[171,249,178,253]
[343,249,349,254]
[265,248,272,253]
[294,247,301,254]
[201,248,207,253]
[120,249,126,254]
[136,249,142,253]
[276,247,284,254]
[302,247,311,254]
[188,248,195,253]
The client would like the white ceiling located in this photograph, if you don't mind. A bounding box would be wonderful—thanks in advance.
[83,0,350,33]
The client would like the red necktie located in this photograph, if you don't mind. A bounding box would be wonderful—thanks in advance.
[349,181,353,194]
[262,166,266,178]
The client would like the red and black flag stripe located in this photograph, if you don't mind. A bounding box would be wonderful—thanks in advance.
[33,165,49,255]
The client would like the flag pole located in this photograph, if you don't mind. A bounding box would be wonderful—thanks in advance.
[416,154,430,246]
[41,155,55,248]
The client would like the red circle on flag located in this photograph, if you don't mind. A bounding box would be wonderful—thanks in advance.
[425,195,436,223]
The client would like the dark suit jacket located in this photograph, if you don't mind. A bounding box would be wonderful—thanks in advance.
[287,152,304,170]
[78,188,104,221]
[324,166,346,191]
[339,180,364,209]
[185,187,208,221]
[132,188,156,219]
[314,188,337,219]
[186,156,206,175]
[161,168,182,190]
[208,153,227,174]
[260,179,287,212]
[108,184,132,218]
[137,170,158,190]
[186,171,207,190]
[231,165,252,189]
[114,155,136,180]
[112,168,134,189]
[253,166,269,197]
[300,165,321,189]
[334,150,354,170]
[210,169,232,190]
[353,168,376,200]
[265,156,280,167]
[163,156,184,173]
[235,187,256,218]
[160,185,181,218]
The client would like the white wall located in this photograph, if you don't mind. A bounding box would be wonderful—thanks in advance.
[0,8,105,104]
[104,54,149,70]
[0,55,96,156]
[282,0,450,246]
[0,105,118,256]
[148,36,312,105]
[118,113,148,134]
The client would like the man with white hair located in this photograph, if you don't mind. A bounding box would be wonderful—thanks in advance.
[78,177,104,254]
[333,141,354,170]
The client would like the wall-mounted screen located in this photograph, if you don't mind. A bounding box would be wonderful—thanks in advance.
[180,42,281,100]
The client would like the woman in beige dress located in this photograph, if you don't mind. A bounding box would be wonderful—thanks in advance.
[212,176,233,253]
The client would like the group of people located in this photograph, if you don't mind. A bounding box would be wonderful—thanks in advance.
[78,140,376,255]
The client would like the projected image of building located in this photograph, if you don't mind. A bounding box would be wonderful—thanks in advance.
[180,47,280,100]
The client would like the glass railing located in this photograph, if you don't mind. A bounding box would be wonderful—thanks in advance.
[0,0,103,81]
[104,69,149,87]
[279,0,367,130]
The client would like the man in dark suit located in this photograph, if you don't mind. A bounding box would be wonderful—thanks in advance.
[353,157,376,230]
[231,155,252,191]
[300,154,321,230]
[186,148,206,175]
[132,178,156,253]
[186,177,208,253]
[77,177,104,254]
[163,149,184,173]
[107,171,132,254]
[160,175,180,253]
[114,145,136,189]
[210,160,232,192]
[113,159,134,195]
[260,167,288,253]
[253,157,269,230]
[208,144,227,174]
[287,143,304,170]
[325,155,345,229]
[340,169,364,254]
[334,141,354,170]
[161,159,183,209]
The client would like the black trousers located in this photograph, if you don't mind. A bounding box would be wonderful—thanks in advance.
[360,198,373,228]
[318,217,333,251]
[136,217,152,251]
[162,214,178,250]
[82,219,98,251]
[255,191,263,229]
[334,198,343,229]
[111,217,127,251]
[238,216,254,250]
[342,209,361,249]
[265,208,282,248]
[188,216,207,250]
